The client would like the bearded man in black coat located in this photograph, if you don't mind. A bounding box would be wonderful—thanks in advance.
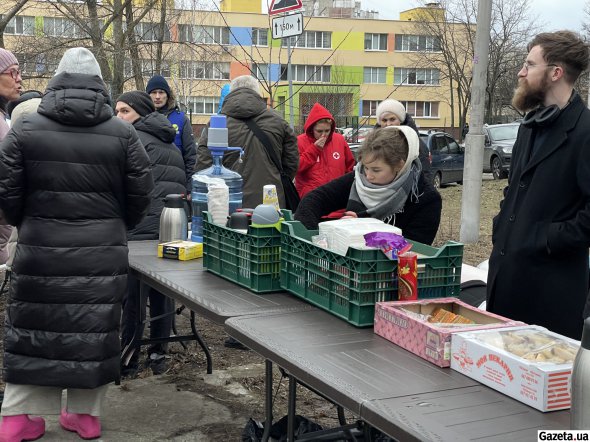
[487,31,590,340]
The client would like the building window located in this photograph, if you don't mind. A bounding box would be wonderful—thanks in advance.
[363,67,386,84]
[362,100,381,117]
[401,101,439,117]
[178,25,230,45]
[252,63,269,80]
[282,31,331,49]
[124,59,171,78]
[184,96,220,115]
[395,34,441,52]
[133,22,171,42]
[394,68,440,85]
[364,33,387,51]
[280,64,331,82]
[43,17,84,38]
[179,61,230,80]
[4,15,35,35]
[252,28,268,46]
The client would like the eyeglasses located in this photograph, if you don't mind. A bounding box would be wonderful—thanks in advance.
[1,68,21,80]
[522,61,557,72]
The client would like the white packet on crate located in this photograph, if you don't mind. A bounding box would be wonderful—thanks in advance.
[194,176,229,226]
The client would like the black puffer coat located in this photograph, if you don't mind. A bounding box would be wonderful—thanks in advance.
[127,112,187,240]
[0,73,154,388]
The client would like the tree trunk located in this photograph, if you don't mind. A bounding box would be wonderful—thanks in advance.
[111,0,125,98]
[125,2,144,91]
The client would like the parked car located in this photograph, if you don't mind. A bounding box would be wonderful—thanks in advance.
[419,130,465,189]
[482,123,520,179]
[345,127,372,144]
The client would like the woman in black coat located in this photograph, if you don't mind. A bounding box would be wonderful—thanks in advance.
[295,126,442,245]
[115,91,187,377]
[0,48,153,441]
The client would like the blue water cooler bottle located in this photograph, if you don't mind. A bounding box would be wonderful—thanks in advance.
[191,115,243,242]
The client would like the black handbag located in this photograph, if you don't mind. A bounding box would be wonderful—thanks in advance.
[242,118,300,211]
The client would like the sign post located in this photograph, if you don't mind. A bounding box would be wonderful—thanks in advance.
[268,0,303,16]
[269,0,303,129]
[271,12,303,39]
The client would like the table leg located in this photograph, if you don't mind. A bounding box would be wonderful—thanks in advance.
[287,374,297,441]
[121,279,149,367]
[189,311,212,374]
[262,359,273,442]
[337,406,346,426]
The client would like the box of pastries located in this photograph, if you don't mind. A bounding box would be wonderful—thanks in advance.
[374,297,524,367]
[450,325,580,411]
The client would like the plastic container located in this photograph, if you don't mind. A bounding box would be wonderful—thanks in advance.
[203,210,292,293]
[191,115,243,242]
[280,221,463,327]
[571,317,590,429]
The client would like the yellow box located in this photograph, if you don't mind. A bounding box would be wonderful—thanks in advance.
[157,241,203,261]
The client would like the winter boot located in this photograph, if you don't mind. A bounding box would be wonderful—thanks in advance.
[59,410,101,440]
[0,415,45,442]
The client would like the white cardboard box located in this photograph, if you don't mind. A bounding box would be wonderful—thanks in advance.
[450,325,580,412]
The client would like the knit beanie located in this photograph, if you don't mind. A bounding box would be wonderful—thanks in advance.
[10,98,41,123]
[0,48,18,74]
[117,91,156,117]
[146,75,171,96]
[55,47,102,78]
[7,90,43,118]
[376,99,407,124]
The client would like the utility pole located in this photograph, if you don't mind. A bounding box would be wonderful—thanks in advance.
[287,38,294,129]
[460,0,492,243]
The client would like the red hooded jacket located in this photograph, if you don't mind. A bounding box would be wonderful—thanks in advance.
[296,103,355,198]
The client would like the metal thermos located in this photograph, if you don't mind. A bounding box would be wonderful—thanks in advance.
[571,317,590,429]
[159,194,188,243]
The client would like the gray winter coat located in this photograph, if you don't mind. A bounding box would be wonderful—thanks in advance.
[0,73,153,388]
[195,87,299,208]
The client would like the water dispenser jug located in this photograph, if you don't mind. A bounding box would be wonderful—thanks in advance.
[191,115,243,242]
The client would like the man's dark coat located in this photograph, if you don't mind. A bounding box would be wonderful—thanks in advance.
[487,93,590,340]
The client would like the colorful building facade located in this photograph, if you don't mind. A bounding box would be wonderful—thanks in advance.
[2,0,464,133]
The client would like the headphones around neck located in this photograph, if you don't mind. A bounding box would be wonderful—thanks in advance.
[521,90,576,128]
[521,104,561,128]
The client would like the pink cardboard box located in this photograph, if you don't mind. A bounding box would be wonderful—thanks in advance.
[374,297,524,367]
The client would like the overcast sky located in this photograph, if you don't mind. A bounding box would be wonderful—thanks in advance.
[360,0,585,32]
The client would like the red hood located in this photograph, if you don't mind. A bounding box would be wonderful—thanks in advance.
[304,103,335,139]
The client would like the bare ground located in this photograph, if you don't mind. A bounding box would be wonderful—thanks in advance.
[0,177,506,440]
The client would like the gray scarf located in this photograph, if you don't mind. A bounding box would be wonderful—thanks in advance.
[349,159,422,220]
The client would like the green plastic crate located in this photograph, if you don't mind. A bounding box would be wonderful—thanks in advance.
[280,221,463,327]
[203,210,292,293]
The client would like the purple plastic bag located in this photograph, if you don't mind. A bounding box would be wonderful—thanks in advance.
[364,232,411,260]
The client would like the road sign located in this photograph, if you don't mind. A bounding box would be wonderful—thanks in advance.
[268,0,303,16]
[272,12,303,39]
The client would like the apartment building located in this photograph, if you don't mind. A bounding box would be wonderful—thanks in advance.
[1,0,465,133]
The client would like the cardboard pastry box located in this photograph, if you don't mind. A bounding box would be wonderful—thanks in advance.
[451,325,579,412]
[158,241,202,261]
[374,297,523,367]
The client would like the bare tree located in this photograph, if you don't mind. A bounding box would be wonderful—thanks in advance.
[485,0,538,122]
[409,0,477,133]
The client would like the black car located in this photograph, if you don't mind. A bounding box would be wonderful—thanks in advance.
[419,130,464,189]
[482,123,520,179]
